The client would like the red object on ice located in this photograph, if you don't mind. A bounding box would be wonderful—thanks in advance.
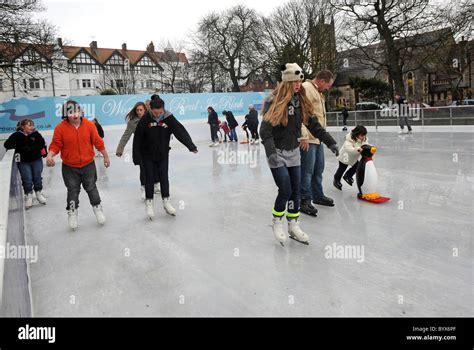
[358,196,391,204]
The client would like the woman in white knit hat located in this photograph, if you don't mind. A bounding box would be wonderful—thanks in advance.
[260,63,339,246]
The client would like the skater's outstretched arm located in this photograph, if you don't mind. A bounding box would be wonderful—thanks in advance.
[47,126,64,167]
[306,117,338,155]
[116,120,135,156]
[3,132,19,150]
[164,114,198,152]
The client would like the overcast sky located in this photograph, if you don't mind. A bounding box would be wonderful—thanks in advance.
[37,0,290,52]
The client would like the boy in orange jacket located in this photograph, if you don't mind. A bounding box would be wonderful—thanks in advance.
[47,100,110,231]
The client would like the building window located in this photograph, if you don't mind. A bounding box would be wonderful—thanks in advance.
[423,80,428,95]
[107,54,123,65]
[0,79,3,91]
[135,55,159,75]
[140,67,153,75]
[29,79,41,90]
[107,65,124,74]
[146,80,154,89]
[71,53,102,73]
[115,80,124,88]
[31,63,48,73]
[82,79,92,88]
[78,65,92,73]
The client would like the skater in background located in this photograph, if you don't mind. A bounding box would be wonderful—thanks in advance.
[90,117,104,157]
[145,99,151,110]
[244,104,260,144]
[116,102,160,200]
[133,97,198,220]
[47,100,110,231]
[223,110,239,142]
[333,125,368,191]
[92,117,104,138]
[341,103,350,131]
[396,93,412,134]
[220,120,231,142]
[207,106,219,147]
[260,63,339,246]
[4,118,47,209]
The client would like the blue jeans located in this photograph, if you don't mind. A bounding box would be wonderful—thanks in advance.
[300,143,325,201]
[270,166,301,217]
[229,128,238,141]
[17,158,43,194]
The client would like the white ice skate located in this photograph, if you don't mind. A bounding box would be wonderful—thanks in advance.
[145,199,154,220]
[93,205,106,225]
[288,219,309,245]
[254,139,260,145]
[35,191,47,205]
[25,193,33,209]
[272,216,287,246]
[154,182,161,194]
[163,198,176,216]
[68,209,78,231]
[141,186,146,201]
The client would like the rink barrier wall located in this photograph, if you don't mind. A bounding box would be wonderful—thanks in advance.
[1,93,473,136]
[0,92,269,134]
[327,105,474,128]
[0,151,33,316]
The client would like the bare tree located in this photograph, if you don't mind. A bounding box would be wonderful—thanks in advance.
[0,0,64,96]
[154,39,188,93]
[261,0,336,79]
[188,48,230,92]
[330,0,472,96]
[192,4,268,92]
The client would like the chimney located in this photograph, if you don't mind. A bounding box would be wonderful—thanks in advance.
[90,41,98,53]
[146,41,155,53]
[57,38,63,47]
[122,43,127,51]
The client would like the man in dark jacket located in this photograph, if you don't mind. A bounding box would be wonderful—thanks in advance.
[133,98,198,219]
[207,106,219,146]
[396,93,412,134]
[244,104,260,144]
[341,104,349,131]
[223,110,239,142]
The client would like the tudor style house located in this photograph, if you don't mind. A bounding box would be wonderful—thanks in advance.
[0,39,189,100]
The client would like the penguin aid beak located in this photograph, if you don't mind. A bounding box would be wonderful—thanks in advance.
[371,146,378,155]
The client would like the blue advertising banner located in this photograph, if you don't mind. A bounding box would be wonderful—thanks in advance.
[0,92,268,133]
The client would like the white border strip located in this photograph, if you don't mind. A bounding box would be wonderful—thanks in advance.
[0,150,14,307]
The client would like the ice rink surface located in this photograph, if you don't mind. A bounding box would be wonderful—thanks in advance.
[23,123,473,316]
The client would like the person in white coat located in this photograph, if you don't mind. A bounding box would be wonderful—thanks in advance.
[333,125,368,190]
